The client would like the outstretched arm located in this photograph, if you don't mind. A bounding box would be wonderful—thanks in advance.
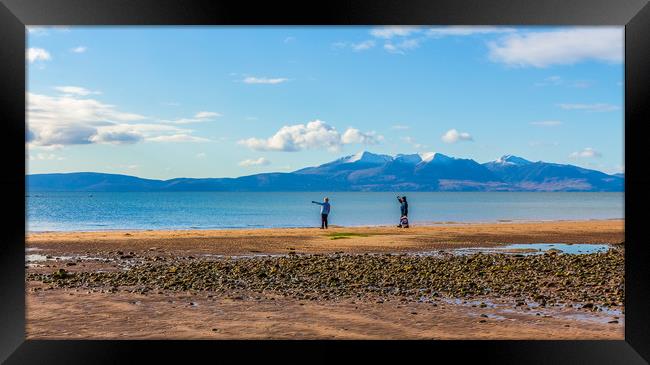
[312,201,324,205]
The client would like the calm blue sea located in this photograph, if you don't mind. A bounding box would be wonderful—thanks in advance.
[26,192,624,232]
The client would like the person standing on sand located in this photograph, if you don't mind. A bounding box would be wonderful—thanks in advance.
[397,195,409,228]
[312,197,331,229]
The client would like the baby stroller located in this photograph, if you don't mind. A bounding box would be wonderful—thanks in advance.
[400,215,409,228]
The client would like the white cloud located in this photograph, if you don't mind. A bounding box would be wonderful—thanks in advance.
[71,46,87,53]
[370,26,515,55]
[194,111,221,119]
[530,120,562,126]
[27,48,51,63]
[570,147,602,158]
[243,77,289,85]
[341,128,383,144]
[384,38,421,54]
[90,129,144,144]
[27,27,49,36]
[27,26,70,36]
[391,124,410,130]
[352,40,376,51]
[535,76,593,88]
[196,152,206,159]
[239,157,271,167]
[426,26,515,37]
[28,153,65,161]
[488,27,623,68]
[54,86,100,96]
[441,129,473,143]
[284,36,296,43]
[147,134,210,143]
[238,120,383,152]
[401,136,424,149]
[332,40,376,52]
[370,26,421,39]
[27,92,209,147]
[161,111,222,124]
[28,92,146,128]
[558,103,620,112]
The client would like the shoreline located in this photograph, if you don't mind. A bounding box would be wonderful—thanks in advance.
[26,217,624,235]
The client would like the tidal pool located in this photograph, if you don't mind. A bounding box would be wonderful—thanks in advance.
[454,243,611,256]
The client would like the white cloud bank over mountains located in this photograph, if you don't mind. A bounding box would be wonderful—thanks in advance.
[27,89,213,148]
[238,120,383,152]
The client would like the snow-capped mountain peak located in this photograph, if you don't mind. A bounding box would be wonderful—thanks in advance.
[494,155,532,166]
[418,152,452,164]
[394,153,423,165]
[343,151,393,164]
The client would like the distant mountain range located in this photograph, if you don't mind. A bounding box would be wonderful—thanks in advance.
[27,151,624,192]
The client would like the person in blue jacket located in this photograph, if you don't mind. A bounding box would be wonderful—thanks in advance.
[397,195,409,227]
[311,197,331,229]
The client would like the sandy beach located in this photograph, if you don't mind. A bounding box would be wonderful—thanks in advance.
[26,219,625,339]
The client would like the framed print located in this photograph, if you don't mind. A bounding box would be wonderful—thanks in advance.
[1,0,649,363]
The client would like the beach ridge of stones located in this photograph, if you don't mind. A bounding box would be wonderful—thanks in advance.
[27,248,624,309]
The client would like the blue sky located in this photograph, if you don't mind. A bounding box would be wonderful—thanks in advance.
[27,26,624,179]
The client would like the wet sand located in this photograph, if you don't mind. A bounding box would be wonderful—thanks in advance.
[26,288,623,340]
[26,219,624,339]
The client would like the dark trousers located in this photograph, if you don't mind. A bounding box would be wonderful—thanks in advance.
[321,214,328,229]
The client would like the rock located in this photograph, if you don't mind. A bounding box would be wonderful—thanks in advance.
[52,268,69,279]
[26,248,624,311]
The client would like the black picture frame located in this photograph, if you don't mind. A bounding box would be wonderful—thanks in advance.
[1,0,648,363]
